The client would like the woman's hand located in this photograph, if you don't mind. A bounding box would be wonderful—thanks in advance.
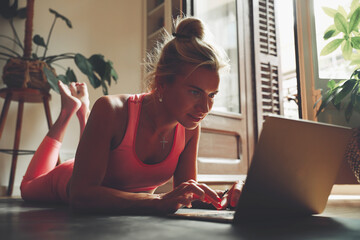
[219,180,244,210]
[154,179,222,214]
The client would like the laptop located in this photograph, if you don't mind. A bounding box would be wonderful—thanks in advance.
[169,115,353,223]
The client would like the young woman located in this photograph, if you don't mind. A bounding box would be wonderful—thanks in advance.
[20,17,243,214]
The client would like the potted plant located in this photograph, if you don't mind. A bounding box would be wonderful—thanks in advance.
[316,0,360,182]
[0,0,118,94]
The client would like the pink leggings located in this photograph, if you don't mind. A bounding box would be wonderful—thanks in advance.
[20,136,74,203]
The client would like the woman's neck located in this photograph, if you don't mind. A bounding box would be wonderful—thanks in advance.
[142,93,177,136]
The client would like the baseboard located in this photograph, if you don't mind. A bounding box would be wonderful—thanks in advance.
[0,185,21,197]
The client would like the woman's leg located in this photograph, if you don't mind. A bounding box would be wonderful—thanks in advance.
[21,81,89,202]
[23,81,81,180]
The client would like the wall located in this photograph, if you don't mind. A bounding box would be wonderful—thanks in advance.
[0,0,143,196]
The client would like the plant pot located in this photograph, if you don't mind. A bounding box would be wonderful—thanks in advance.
[345,128,360,183]
[2,58,51,92]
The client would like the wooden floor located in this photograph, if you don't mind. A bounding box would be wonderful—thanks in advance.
[0,195,359,240]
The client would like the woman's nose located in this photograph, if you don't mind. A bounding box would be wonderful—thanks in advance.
[196,96,210,113]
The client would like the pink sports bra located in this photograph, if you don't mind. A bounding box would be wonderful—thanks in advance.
[102,94,185,192]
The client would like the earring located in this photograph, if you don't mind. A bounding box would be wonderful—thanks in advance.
[159,96,163,103]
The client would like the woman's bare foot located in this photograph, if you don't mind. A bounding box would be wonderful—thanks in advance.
[68,82,90,123]
[46,81,82,141]
[58,81,81,117]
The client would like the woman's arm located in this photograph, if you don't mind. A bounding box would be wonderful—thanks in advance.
[173,126,200,186]
[172,126,222,209]
[69,96,158,213]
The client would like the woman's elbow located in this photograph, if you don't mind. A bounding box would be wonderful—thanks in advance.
[68,185,92,212]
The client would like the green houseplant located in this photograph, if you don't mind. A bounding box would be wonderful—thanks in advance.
[317,0,360,121]
[317,0,360,183]
[0,0,118,94]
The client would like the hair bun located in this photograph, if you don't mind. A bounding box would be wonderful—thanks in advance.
[174,17,204,40]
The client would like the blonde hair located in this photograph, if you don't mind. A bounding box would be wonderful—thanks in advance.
[144,16,229,91]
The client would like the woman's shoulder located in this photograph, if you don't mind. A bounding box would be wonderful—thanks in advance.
[94,94,131,110]
[89,94,133,126]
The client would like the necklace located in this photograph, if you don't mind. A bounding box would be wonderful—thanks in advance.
[160,136,168,150]
[142,96,172,150]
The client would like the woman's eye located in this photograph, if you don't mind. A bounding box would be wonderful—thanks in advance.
[209,93,217,99]
[190,90,200,96]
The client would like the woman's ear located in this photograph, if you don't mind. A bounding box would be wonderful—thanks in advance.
[155,75,166,94]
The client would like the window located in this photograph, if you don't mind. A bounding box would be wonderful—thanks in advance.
[193,0,240,113]
[314,0,354,80]
[276,0,299,119]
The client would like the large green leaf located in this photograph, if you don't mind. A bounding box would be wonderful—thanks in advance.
[57,74,68,85]
[74,54,100,88]
[351,36,360,49]
[351,0,360,16]
[333,79,357,105]
[16,7,26,19]
[88,54,106,78]
[320,38,344,56]
[316,87,342,116]
[338,6,348,19]
[43,66,59,93]
[0,0,18,19]
[334,12,349,34]
[322,7,337,18]
[349,7,360,32]
[342,40,353,59]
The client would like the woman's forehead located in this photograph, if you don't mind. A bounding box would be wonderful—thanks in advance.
[178,65,220,90]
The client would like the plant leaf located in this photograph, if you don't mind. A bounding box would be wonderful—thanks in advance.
[88,54,106,78]
[351,36,360,49]
[43,66,59,93]
[342,40,353,59]
[17,7,27,19]
[57,74,68,85]
[316,87,342,116]
[322,7,338,18]
[33,34,46,47]
[349,7,360,32]
[65,68,77,83]
[334,12,349,34]
[49,8,72,28]
[350,58,360,65]
[324,30,336,40]
[327,79,336,89]
[351,0,360,15]
[338,6,348,19]
[0,0,18,19]
[74,53,100,88]
[324,25,340,38]
[333,79,357,105]
[32,53,38,59]
[320,38,344,56]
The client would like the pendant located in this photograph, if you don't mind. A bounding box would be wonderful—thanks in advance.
[160,136,168,150]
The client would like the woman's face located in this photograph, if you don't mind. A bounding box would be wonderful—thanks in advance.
[161,65,220,129]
